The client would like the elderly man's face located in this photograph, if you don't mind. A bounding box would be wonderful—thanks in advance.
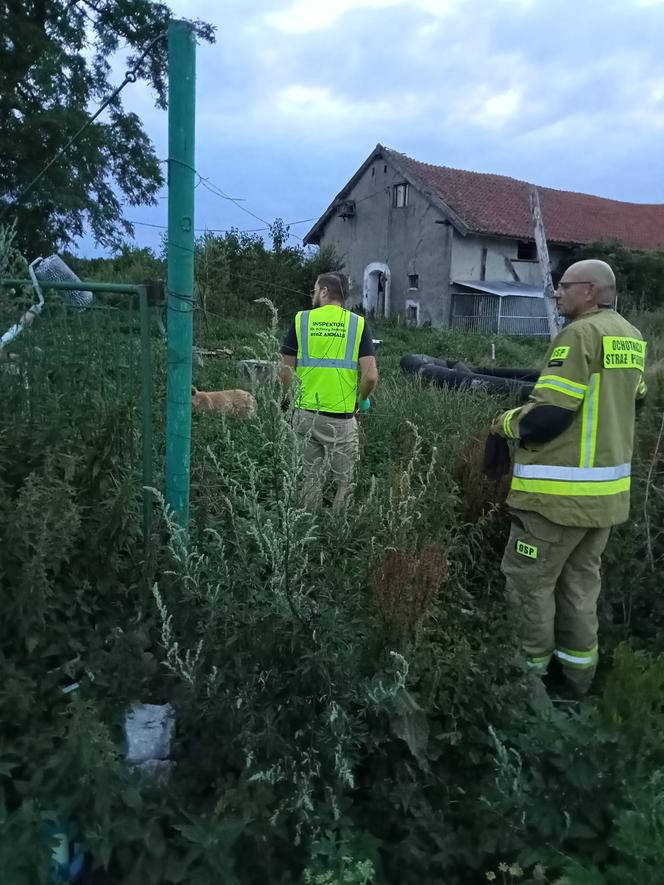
[555,274,595,319]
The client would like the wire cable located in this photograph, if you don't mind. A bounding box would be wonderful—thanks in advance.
[126,217,318,234]
[199,178,305,242]
[199,180,270,226]
[132,158,315,243]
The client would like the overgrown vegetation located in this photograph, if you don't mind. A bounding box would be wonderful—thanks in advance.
[1,229,664,884]
[563,239,664,313]
[67,221,339,322]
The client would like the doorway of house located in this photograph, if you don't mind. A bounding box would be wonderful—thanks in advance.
[362,262,391,317]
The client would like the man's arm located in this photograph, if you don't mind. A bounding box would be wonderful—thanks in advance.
[358,355,378,402]
[516,404,575,443]
[492,325,592,442]
[357,321,378,403]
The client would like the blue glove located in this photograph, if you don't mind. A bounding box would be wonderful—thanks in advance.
[358,398,371,412]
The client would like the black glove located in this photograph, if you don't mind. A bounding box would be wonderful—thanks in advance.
[482,433,511,480]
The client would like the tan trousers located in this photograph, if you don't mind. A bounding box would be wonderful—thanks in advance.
[293,410,360,510]
[501,508,611,694]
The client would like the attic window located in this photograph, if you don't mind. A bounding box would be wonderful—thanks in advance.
[517,240,537,260]
[408,274,419,289]
[393,183,409,208]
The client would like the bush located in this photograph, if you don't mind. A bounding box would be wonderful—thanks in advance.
[562,241,664,313]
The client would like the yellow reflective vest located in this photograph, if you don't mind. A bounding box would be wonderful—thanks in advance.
[499,308,647,527]
[295,304,365,414]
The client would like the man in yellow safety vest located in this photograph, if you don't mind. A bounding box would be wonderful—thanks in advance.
[280,272,379,510]
[489,259,647,697]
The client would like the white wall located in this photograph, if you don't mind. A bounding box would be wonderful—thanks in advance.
[451,235,567,285]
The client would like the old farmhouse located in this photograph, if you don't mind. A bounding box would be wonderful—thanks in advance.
[304,144,664,333]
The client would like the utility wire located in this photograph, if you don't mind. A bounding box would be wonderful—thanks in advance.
[0,31,167,221]
[154,160,308,243]
[199,178,305,242]
[200,180,270,226]
[126,217,317,234]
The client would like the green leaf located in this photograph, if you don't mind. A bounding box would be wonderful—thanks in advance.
[122,788,142,810]
[389,687,430,766]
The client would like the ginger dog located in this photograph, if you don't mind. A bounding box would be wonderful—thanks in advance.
[191,386,255,418]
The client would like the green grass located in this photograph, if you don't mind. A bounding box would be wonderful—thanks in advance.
[188,310,549,393]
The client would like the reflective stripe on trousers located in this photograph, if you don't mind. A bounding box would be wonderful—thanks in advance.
[554,645,598,670]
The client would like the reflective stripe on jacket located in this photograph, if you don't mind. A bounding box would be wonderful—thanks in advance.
[502,308,646,527]
[295,305,364,414]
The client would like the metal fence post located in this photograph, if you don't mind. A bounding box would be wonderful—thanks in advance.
[165,20,196,529]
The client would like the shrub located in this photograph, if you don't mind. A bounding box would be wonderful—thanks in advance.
[562,241,664,312]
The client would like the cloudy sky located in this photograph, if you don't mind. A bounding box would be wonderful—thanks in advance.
[96,0,664,255]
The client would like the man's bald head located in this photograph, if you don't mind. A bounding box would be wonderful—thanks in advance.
[556,259,617,319]
[564,260,616,299]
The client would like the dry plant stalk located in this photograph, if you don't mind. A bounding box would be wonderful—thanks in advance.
[644,409,664,572]
[371,543,448,639]
[456,433,510,521]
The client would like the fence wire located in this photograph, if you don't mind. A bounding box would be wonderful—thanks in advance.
[0,286,156,534]
[450,293,550,337]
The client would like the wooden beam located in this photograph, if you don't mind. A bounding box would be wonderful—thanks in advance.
[504,257,520,282]
[529,186,562,340]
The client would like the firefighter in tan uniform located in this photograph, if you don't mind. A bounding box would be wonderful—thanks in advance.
[491,260,647,697]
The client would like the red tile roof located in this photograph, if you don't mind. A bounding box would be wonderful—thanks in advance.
[386,147,664,251]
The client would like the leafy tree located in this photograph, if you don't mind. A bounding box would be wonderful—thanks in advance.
[194,222,343,319]
[562,240,664,312]
[0,0,214,255]
[64,243,166,282]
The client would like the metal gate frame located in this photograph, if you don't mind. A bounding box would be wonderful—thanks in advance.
[0,277,159,542]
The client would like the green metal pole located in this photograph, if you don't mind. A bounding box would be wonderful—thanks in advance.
[165,20,196,528]
[0,279,144,295]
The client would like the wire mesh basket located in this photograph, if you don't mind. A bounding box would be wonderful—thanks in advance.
[34,255,94,311]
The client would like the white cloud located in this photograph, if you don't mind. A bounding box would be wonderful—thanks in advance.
[274,83,425,128]
[518,113,604,146]
[267,0,399,34]
[630,76,664,128]
[479,87,523,126]
[649,77,664,101]
[266,0,465,34]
